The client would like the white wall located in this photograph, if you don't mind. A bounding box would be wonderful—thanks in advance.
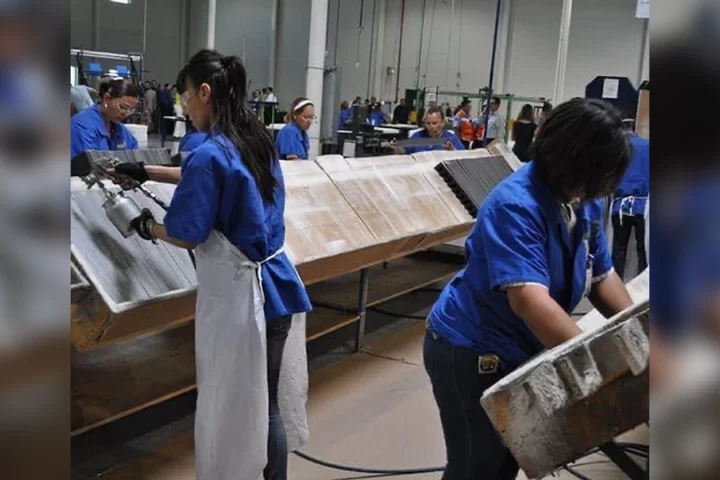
[326,0,649,111]
[505,0,562,100]
[215,0,275,91]
[71,0,186,84]
[275,0,313,108]
[188,0,209,56]
[563,0,647,100]
[380,0,499,107]
[326,0,383,103]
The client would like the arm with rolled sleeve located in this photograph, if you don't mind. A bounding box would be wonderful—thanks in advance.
[161,151,220,245]
[483,202,583,348]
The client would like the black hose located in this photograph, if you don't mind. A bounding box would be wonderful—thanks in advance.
[293,450,444,476]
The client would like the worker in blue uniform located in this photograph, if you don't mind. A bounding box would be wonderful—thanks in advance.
[368,103,388,126]
[610,132,649,279]
[70,79,139,160]
[424,98,635,480]
[275,97,314,160]
[392,106,465,155]
[337,100,352,131]
[127,50,312,480]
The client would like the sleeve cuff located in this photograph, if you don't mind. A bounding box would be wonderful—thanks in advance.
[499,281,549,291]
[592,267,614,283]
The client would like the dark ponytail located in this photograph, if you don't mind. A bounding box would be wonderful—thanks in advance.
[176,49,278,204]
[100,78,139,99]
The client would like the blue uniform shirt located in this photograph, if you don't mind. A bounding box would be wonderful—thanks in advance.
[337,108,353,130]
[179,130,207,154]
[70,105,139,159]
[275,122,309,160]
[163,134,312,322]
[611,134,649,216]
[429,162,613,370]
[368,111,385,126]
[402,129,466,155]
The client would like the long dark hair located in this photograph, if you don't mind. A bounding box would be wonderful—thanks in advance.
[517,103,534,121]
[533,98,631,201]
[176,49,278,203]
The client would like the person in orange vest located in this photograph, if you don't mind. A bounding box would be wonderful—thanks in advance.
[453,99,474,149]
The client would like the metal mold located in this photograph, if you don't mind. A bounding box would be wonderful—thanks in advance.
[481,270,650,478]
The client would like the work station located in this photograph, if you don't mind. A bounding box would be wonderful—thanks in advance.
[70,1,653,479]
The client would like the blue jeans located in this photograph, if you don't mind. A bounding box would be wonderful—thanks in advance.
[264,315,293,480]
[423,329,519,480]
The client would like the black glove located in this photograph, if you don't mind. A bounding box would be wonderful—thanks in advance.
[114,162,149,184]
[131,208,157,242]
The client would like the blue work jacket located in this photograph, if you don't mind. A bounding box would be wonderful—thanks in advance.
[611,134,649,217]
[402,129,466,155]
[163,134,312,321]
[70,105,139,159]
[429,162,614,370]
[275,122,309,160]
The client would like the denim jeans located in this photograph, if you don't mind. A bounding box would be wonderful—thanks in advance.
[423,329,519,480]
[263,315,293,480]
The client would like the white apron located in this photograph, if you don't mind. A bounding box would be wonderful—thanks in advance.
[173,103,186,138]
[193,231,309,480]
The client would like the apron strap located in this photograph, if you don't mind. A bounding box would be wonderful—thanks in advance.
[253,247,286,305]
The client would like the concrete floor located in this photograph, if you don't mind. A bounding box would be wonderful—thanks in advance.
[71,287,647,480]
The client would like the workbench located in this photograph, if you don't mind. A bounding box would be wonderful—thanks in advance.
[70,146,519,437]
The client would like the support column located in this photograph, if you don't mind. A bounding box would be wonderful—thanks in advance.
[269,0,280,87]
[92,0,100,49]
[493,0,513,93]
[637,18,649,85]
[207,0,216,49]
[372,0,387,98]
[306,0,329,158]
[179,0,188,65]
[552,0,572,103]
[497,0,514,95]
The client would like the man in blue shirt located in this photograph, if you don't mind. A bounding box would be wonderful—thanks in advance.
[610,133,649,279]
[424,98,635,480]
[392,106,465,155]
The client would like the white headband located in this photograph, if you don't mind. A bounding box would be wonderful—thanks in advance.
[293,99,314,112]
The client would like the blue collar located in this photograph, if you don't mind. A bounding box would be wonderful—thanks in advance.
[90,105,120,140]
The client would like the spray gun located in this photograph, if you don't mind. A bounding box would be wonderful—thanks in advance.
[80,155,197,267]
[81,170,146,239]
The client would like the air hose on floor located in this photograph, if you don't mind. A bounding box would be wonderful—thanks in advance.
[293,442,648,478]
[293,450,444,476]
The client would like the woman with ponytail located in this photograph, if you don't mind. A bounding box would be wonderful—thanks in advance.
[126,50,312,480]
[275,96,315,160]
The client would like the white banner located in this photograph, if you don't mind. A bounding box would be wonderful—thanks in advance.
[636,0,649,19]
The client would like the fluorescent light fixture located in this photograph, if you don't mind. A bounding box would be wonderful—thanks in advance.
[110,0,131,5]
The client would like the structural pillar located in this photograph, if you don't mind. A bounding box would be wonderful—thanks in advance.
[306,0,329,158]
[92,0,100,49]
[497,0,514,95]
[637,18,649,85]
[207,0,216,49]
[552,0,572,103]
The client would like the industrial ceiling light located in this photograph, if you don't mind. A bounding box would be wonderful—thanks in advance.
[110,0,131,5]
